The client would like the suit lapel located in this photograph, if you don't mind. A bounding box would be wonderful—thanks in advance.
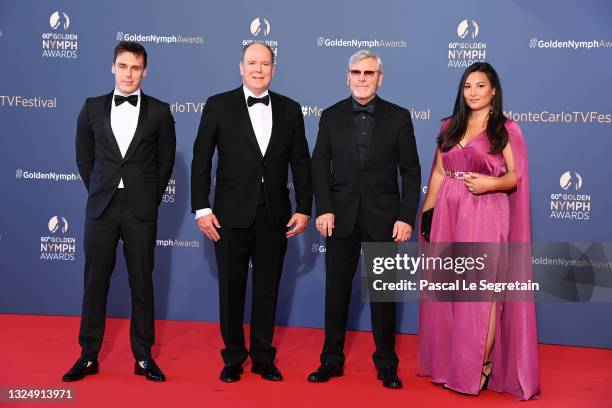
[362,96,388,167]
[232,87,263,157]
[123,92,149,161]
[103,92,123,159]
[263,92,282,158]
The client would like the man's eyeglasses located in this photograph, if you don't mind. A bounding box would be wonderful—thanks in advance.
[349,70,379,78]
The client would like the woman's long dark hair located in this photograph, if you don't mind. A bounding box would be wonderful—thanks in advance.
[437,62,508,154]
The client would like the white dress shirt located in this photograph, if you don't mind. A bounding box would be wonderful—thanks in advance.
[111,88,140,188]
[243,86,273,156]
[195,86,272,220]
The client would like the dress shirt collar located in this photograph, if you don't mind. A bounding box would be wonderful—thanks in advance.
[243,85,269,105]
[113,88,141,107]
[351,96,376,114]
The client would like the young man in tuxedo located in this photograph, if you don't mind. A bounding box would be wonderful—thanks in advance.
[191,42,312,383]
[63,41,176,382]
[308,50,421,388]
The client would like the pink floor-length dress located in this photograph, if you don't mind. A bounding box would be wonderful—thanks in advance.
[418,119,541,400]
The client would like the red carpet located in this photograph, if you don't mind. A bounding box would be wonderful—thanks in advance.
[0,314,610,407]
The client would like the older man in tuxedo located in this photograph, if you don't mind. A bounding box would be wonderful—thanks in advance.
[191,42,312,383]
[308,50,421,388]
[63,41,176,382]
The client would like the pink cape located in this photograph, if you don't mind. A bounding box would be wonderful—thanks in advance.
[417,119,541,400]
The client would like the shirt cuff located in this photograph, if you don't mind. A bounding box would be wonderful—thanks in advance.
[195,208,212,220]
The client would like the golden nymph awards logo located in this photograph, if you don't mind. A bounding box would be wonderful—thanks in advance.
[40,216,76,261]
[42,11,78,59]
[550,171,591,221]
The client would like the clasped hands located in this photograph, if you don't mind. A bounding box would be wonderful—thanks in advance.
[463,172,494,195]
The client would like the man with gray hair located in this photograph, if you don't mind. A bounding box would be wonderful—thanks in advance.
[308,50,421,388]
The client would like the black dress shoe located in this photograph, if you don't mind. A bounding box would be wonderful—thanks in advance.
[62,358,99,382]
[377,367,403,389]
[135,359,166,382]
[219,363,243,382]
[307,363,344,383]
[251,362,283,381]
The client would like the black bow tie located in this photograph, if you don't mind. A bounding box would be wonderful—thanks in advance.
[353,103,374,115]
[114,94,138,107]
[247,95,270,107]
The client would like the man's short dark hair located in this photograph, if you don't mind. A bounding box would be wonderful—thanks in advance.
[113,41,148,68]
[241,42,275,63]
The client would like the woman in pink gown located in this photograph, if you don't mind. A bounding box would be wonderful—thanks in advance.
[418,62,540,400]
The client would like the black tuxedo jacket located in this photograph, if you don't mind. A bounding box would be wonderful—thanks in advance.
[311,96,421,241]
[191,86,312,229]
[76,92,176,221]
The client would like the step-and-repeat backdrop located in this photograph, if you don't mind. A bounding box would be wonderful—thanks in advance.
[1,1,610,348]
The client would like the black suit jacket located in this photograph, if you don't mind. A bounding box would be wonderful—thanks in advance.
[311,96,421,241]
[191,86,312,229]
[76,92,176,221]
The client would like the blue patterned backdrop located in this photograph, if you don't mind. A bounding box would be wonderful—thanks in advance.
[1,0,611,348]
